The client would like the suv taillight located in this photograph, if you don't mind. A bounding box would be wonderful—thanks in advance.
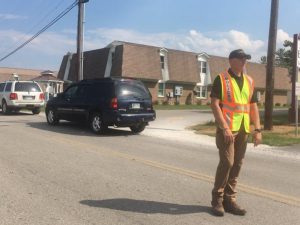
[9,93,18,100]
[39,93,45,100]
[111,97,118,109]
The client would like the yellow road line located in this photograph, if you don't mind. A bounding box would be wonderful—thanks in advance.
[42,134,300,207]
[110,150,300,207]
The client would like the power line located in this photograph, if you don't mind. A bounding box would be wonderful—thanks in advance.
[0,0,68,58]
[0,0,78,63]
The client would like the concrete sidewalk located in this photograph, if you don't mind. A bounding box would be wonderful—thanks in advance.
[143,110,300,161]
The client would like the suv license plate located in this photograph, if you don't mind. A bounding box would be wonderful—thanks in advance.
[132,103,140,109]
[23,96,34,100]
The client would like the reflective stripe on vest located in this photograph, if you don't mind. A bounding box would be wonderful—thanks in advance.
[220,71,253,133]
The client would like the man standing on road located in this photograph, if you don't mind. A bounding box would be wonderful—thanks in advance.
[210,49,262,216]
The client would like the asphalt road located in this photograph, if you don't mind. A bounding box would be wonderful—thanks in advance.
[0,110,299,225]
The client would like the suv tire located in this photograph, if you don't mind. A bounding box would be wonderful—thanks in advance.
[130,123,146,134]
[2,101,10,115]
[46,108,59,125]
[32,108,41,115]
[90,113,107,134]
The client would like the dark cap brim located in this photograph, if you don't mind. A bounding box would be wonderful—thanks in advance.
[244,54,251,60]
[229,54,251,60]
[229,49,251,60]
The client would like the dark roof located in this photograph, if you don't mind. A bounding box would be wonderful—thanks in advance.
[120,43,161,80]
[167,49,199,83]
[57,48,110,81]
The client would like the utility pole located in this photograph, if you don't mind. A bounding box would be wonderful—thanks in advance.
[77,0,89,81]
[264,0,279,130]
[291,34,298,121]
[291,34,300,136]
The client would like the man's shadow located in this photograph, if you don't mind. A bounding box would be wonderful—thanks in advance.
[80,198,211,215]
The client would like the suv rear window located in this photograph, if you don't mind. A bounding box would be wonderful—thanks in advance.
[5,82,12,92]
[14,82,41,92]
[0,83,5,92]
[116,81,151,99]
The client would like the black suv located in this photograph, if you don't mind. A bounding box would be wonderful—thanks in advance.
[45,78,156,134]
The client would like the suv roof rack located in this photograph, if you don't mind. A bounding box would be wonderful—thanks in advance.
[79,77,135,83]
[79,77,114,83]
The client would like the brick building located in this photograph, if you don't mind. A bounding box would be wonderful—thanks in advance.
[58,41,291,106]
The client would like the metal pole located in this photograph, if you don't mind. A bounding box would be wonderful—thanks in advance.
[264,0,279,130]
[291,34,298,121]
[77,0,88,81]
[296,80,298,136]
[292,34,299,136]
[296,64,299,136]
[295,34,300,136]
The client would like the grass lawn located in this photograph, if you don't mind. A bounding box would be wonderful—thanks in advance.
[189,114,300,147]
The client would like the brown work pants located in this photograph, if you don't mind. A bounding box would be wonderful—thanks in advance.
[211,128,248,205]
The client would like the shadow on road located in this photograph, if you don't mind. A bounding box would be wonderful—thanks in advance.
[80,198,211,215]
[26,121,137,137]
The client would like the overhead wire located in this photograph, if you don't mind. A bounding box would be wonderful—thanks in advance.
[0,0,68,57]
[25,0,68,36]
[0,0,78,63]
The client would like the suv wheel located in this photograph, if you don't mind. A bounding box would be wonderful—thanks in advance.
[32,108,41,115]
[2,101,10,115]
[130,123,146,134]
[46,108,59,125]
[90,113,107,134]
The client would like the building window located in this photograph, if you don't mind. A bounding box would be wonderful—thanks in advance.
[111,52,115,63]
[160,55,165,69]
[199,61,207,74]
[158,82,165,97]
[196,85,207,99]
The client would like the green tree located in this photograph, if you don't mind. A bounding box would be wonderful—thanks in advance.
[260,40,293,75]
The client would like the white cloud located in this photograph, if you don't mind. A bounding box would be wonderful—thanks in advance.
[0,13,27,20]
[0,27,293,69]
[277,29,293,47]
[0,30,75,55]
[85,28,267,62]
[30,32,76,55]
[0,29,76,70]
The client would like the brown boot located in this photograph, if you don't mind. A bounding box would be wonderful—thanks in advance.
[211,201,225,217]
[223,200,246,216]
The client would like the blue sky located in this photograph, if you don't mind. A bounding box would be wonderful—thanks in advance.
[0,0,298,70]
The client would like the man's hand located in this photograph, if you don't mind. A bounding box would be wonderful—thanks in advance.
[252,131,262,147]
[223,128,234,144]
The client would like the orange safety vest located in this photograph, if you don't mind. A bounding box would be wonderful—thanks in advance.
[219,71,254,133]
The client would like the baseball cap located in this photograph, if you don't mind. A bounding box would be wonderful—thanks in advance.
[229,49,251,60]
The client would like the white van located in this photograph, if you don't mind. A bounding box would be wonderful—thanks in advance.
[0,81,45,114]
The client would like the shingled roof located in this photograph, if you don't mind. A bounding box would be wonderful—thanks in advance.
[57,48,110,81]
[0,67,41,82]
[0,67,60,83]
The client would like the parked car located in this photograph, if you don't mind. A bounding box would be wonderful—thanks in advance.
[0,80,45,114]
[45,78,156,134]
